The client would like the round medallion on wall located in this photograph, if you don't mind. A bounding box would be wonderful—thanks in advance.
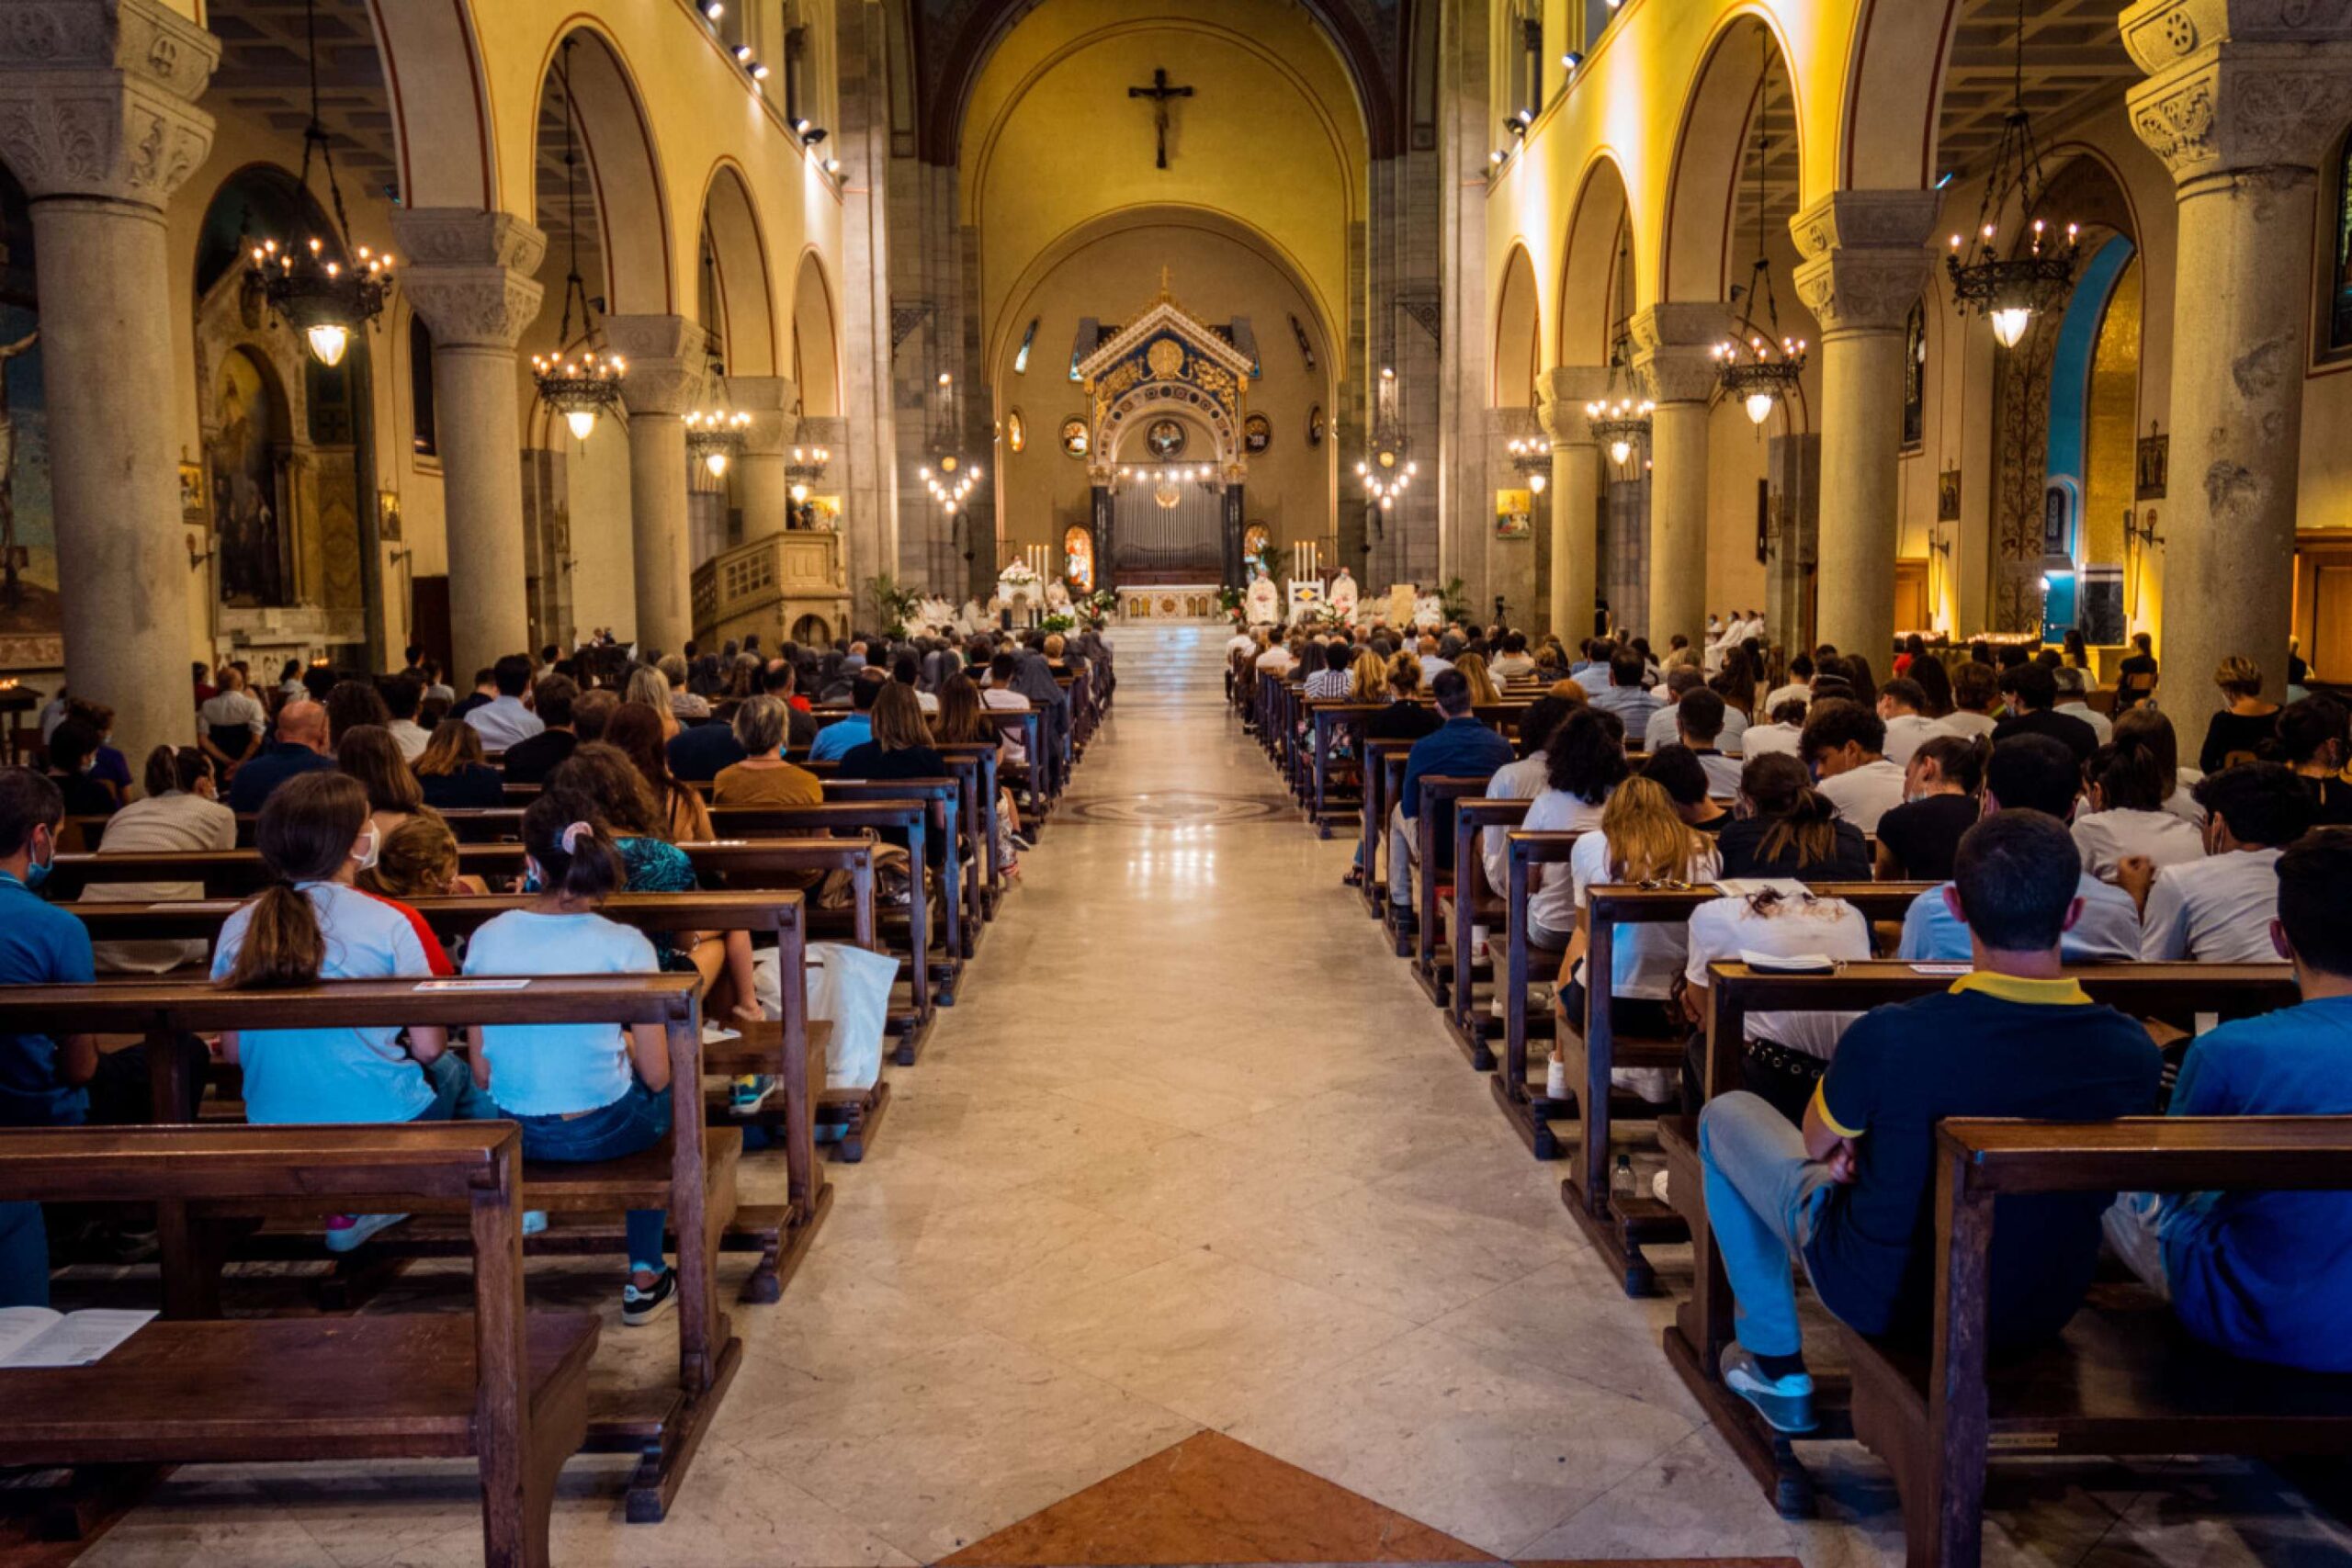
[1006,409,1025,454]
[1147,338,1185,379]
[1306,404,1327,446]
[1243,412,1272,456]
[1145,418,1188,459]
[1059,417,1089,459]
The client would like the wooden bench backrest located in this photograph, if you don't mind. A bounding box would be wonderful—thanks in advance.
[0,1121,517,1207]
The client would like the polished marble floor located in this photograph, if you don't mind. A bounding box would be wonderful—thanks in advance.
[62,627,2352,1567]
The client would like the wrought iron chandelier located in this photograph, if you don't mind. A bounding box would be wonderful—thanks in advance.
[1354,366,1417,513]
[921,372,978,517]
[1504,420,1552,495]
[786,444,831,503]
[1713,34,1805,426]
[1586,325,1652,474]
[1945,0,2078,348]
[244,0,392,368]
[530,39,628,442]
[684,409,750,478]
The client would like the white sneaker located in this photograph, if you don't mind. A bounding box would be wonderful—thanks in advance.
[1652,1169,1671,1205]
[1544,1057,1569,1100]
[1720,1344,1817,1434]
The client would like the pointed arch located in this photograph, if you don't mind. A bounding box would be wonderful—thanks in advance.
[530,24,673,316]
[1555,150,1634,368]
[791,249,842,419]
[697,159,780,377]
[1492,241,1540,407]
[1658,8,1801,305]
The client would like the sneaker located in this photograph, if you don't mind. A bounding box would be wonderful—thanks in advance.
[702,1021,744,1046]
[1720,1343,1817,1434]
[622,1268,678,1326]
[521,1210,548,1236]
[1544,1057,1569,1100]
[729,1075,776,1116]
[324,1212,409,1254]
[1651,1168,1671,1205]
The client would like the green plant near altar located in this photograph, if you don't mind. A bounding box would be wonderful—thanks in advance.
[1039,612,1077,634]
[865,572,925,638]
[1437,575,1472,626]
[1081,588,1119,619]
[1216,585,1246,626]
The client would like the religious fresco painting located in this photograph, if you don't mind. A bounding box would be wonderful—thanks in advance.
[210,348,289,608]
[0,165,53,672]
[1495,486,1532,540]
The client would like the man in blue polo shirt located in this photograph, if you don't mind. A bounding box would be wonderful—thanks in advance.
[809,669,888,761]
[2104,829,2352,1371]
[1387,668,1513,927]
[224,697,337,814]
[1700,809,2160,1433]
[0,769,96,1304]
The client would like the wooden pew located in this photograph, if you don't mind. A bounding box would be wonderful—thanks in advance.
[71,888,833,1292]
[0,973,737,1522]
[1358,739,1413,922]
[1374,746,1413,948]
[1,1122,594,1567]
[1306,700,1384,837]
[1869,1116,2352,1568]
[1492,830,1583,1159]
[1563,882,1931,1296]
[1658,960,2301,1520]
[1441,795,1532,1070]
[801,779,967,988]
[1409,775,1494,1009]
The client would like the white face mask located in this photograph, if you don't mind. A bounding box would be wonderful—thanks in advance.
[353,825,381,874]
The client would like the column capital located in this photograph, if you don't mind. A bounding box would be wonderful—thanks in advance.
[1627,304,1724,405]
[1789,191,1939,336]
[0,0,217,209]
[392,209,547,349]
[2121,0,2352,182]
[724,373,800,454]
[1534,365,1611,444]
[605,313,709,416]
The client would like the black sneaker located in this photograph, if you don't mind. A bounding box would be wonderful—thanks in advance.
[621,1268,677,1326]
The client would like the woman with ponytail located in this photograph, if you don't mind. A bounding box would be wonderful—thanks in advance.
[211,771,476,1254]
[2073,736,2204,882]
[1719,753,1871,880]
[464,792,676,1325]
[81,746,236,974]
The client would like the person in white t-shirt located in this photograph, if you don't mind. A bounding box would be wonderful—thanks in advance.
[2071,737,2205,883]
[1876,678,1941,768]
[2126,762,2313,963]
[2051,665,2114,745]
[1480,695,1580,897]
[1760,653,1815,719]
[1933,660,2002,741]
[1518,707,1625,923]
[2111,705,2205,828]
[1546,773,1721,1104]
[1680,888,1871,1123]
[1741,695,1807,760]
[84,745,239,975]
[1801,699,1906,835]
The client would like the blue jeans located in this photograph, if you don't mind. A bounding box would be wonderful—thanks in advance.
[0,1201,46,1307]
[506,1082,672,1271]
[418,1050,499,1123]
[1699,1090,1834,1359]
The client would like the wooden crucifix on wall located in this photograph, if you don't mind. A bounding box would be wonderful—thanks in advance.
[1128,68,1193,169]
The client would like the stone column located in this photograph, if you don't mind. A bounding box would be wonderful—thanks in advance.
[2122,0,2352,702]
[605,315,707,658]
[1538,367,1609,645]
[1792,191,1939,669]
[0,0,216,758]
[394,209,547,678]
[1630,305,1722,648]
[728,375,798,542]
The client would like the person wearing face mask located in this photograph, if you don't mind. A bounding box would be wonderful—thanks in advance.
[81,746,239,974]
[41,718,116,820]
[211,773,484,1255]
[1872,735,1989,883]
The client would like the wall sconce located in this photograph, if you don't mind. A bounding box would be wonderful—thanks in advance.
[186,533,214,571]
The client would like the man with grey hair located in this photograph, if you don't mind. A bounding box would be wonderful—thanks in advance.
[2052,663,2112,745]
[1645,666,1706,753]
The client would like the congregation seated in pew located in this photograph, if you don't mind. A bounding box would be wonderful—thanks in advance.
[1699,810,2164,1435]
[82,744,237,975]
[1870,733,1986,883]
[1716,754,1871,881]
[2125,761,2313,962]
[1386,668,1513,924]
[1799,699,1905,835]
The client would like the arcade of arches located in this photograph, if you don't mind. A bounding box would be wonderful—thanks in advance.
[11,0,2352,1563]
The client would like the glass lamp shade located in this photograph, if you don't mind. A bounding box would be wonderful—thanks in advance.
[704,452,729,478]
[1609,439,1634,466]
[305,322,351,367]
[790,482,809,502]
[1527,470,1547,494]
[1744,390,1776,425]
[1990,306,2033,348]
[564,409,598,441]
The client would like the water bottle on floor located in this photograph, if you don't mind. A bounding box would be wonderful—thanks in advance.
[1611,1153,1636,1203]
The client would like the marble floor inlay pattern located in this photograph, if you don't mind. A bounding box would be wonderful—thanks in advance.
[45,626,2352,1568]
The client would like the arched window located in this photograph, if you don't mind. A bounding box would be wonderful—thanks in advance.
[1901,299,1926,451]
[2329,132,2352,356]
[408,314,437,458]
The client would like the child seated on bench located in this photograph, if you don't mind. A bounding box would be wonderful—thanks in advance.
[1699,810,2161,1434]
[2105,829,2352,1371]
[213,772,485,1254]
[467,794,676,1326]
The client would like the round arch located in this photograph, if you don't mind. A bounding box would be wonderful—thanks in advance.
[1555,152,1634,368]
[1658,10,1801,305]
[1839,0,1966,191]
[531,26,673,317]
[1492,242,1540,407]
[791,251,842,419]
[697,161,779,377]
[191,163,338,297]
[1094,389,1238,483]
[363,0,497,209]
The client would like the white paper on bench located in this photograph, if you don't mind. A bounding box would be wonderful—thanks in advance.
[1713,878,1808,899]
[1738,949,1838,974]
[414,978,532,991]
[0,1306,155,1367]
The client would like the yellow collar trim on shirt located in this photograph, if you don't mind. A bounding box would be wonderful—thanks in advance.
[1948,971,2091,1006]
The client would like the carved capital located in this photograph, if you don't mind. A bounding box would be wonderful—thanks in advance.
[724,374,799,454]
[401,268,544,351]
[2124,0,2352,183]
[391,207,546,274]
[2122,0,2352,77]
[1627,305,1724,404]
[605,315,708,415]
[0,0,218,208]
[1535,365,1611,444]
[1792,248,1931,335]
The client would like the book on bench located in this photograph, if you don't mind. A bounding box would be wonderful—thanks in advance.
[0,1306,154,1368]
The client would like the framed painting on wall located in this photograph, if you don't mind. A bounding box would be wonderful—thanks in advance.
[1495,488,1532,540]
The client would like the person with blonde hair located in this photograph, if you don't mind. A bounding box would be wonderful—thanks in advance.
[361,811,481,900]
[2199,655,2279,774]
[1453,650,1502,706]
[1346,647,1388,704]
[1547,771,1721,1103]
[624,666,681,742]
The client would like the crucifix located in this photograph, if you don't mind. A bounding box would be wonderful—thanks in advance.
[1127,67,1193,170]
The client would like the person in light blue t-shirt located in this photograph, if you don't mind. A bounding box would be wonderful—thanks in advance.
[469,794,674,1327]
[808,670,886,761]
[2105,831,2352,1372]
[1898,733,2141,965]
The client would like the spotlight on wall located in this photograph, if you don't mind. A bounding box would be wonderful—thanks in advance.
[703,1,722,18]
[795,119,829,146]
[1560,51,1583,72]
[1489,150,1505,167]
[733,44,752,62]
[824,157,842,176]
[751,62,770,80]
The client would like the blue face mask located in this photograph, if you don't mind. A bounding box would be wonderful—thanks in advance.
[19,827,51,891]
